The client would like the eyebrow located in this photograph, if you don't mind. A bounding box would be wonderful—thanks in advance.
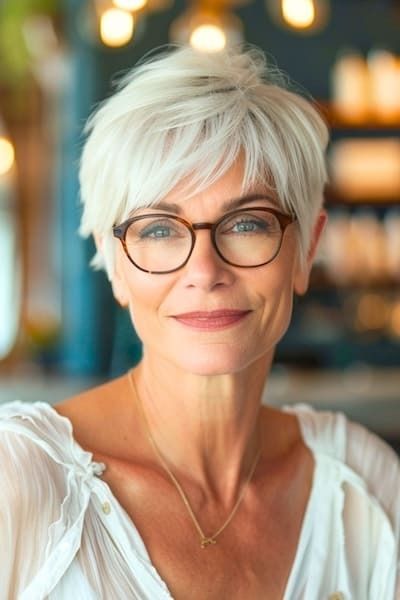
[151,194,277,215]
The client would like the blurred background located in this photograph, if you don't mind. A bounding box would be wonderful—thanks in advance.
[0,0,399,450]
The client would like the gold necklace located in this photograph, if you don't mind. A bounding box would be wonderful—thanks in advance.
[128,369,262,549]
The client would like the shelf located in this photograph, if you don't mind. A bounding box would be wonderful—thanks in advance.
[318,105,400,204]
[309,270,399,291]
[324,186,400,206]
[316,102,400,130]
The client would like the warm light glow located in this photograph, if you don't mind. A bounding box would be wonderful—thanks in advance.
[356,294,390,331]
[390,302,400,337]
[330,139,400,200]
[0,137,15,176]
[331,53,370,123]
[113,0,147,10]
[100,8,134,47]
[368,50,400,122]
[190,24,226,52]
[281,0,315,28]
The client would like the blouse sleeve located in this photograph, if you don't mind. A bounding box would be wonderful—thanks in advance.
[0,429,67,599]
[289,403,400,599]
[344,419,400,598]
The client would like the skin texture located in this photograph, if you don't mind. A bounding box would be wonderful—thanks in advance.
[109,157,325,493]
[56,156,327,599]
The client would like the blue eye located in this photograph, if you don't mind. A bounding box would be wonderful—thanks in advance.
[223,218,270,235]
[219,211,280,236]
[141,225,171,238]
[232,220,265,233]
[135,218,187,242]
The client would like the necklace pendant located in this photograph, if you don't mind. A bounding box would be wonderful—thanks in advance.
[201,537,217,548]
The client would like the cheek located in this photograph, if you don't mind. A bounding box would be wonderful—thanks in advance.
[122,267,173,340]
[260,276,294,336]
[256,253,298,342]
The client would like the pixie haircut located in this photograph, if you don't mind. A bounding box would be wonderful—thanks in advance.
[79,45,329,280]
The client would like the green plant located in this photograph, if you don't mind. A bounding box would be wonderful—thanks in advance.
[0,0,58,85]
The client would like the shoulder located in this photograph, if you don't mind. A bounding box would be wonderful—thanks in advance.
[0,400,78,479]
[284,403,400,480]
[55,374,127,439]
[0,403,71,532]
[285,404,400,595]
[0,399,71,456]
[55,373,142,461]
[285,404,400,539]
[290,403,400,495]
[0,399,104,489]
[0,400,108,597]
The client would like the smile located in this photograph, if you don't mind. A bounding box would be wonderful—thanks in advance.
[171,310,252,331]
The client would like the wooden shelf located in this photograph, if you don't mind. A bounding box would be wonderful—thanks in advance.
[309,267,399,291]
[324,185,400,207]
[316,101,400,130]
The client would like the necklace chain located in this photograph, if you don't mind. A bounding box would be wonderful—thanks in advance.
[128,369,262,549]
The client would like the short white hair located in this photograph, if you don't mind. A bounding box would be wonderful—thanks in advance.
[79,45,329,279]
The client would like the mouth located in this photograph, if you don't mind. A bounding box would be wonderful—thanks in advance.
[171,309,252,331]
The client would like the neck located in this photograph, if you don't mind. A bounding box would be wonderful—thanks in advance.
[129,352,273,506]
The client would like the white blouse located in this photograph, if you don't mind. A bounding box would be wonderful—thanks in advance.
[0,400,399,600]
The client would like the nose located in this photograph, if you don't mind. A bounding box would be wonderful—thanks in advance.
[180,228,235,290]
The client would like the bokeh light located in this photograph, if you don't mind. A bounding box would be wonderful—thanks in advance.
[190,24,226,53]
[281,0,315,29]
[100,8,134,47]
[112,0,147,10]
[0,137,15,176]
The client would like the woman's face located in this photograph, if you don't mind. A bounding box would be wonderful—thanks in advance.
[111,158,325,376]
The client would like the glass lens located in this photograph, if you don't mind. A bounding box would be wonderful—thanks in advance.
[216,209,282,266]
[125,216,192,272]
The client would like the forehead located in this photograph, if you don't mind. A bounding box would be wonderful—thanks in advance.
[145,158,279,216]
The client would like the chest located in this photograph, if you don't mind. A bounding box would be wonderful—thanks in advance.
[97,454,313,600]
[131,505,304,599]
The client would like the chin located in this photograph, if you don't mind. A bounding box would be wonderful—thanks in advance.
[169,346,259,376]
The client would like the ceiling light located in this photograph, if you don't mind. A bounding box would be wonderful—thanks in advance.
[170,8,243,52]
[99,8,134,47]
[190,24,226,52]
[112,0,147,10]
[282,0,314,28]
[266,0,330,34]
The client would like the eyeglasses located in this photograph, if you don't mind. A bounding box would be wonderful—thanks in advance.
[113,207,296,274]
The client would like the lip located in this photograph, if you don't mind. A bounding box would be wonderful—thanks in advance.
[171,309,251,330]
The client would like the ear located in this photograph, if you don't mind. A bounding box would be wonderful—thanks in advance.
[95,233,130,308]
[294,210,327,296]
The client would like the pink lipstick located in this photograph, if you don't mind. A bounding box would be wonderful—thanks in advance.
[172,309,251,330]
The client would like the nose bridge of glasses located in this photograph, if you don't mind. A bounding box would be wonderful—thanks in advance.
[186,221,223,266]
[192,222,214,232]
[190,222,216,248]
[191,221,221,254]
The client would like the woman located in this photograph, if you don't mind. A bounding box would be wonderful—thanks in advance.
[1,46,399,600]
